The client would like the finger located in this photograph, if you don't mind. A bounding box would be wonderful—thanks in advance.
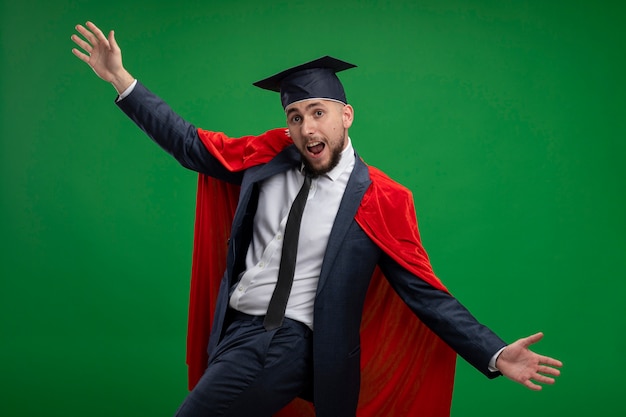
[539,361,562,375]
[70,34,92,53]
[86,21,109,46]
[537,364,561,377]
[522,332,544,347]
[75,24,97,45]
[540,356,563,368]
[71,47,90,64]
[108,30,120,52]
[523,379,543,391]
[533,372,556,384]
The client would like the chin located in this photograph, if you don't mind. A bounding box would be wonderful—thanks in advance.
[303,161,327,176]
[304,154,341,177]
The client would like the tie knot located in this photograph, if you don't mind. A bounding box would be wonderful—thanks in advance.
[302,167,317,181]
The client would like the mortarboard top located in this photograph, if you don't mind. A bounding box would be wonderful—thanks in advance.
[253,56,357,109]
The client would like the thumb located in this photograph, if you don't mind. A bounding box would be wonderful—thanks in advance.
[108,30,120,52]
[521,332,544,348]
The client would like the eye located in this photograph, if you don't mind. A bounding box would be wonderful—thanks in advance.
[315,110,324,117]
[289,115,302,124]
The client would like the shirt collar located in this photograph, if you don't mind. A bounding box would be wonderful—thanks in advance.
[326,137,355,181]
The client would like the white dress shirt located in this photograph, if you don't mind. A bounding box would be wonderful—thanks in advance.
[229,140,356,329]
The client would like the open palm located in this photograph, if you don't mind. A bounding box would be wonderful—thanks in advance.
[71,21,132,92]
[496,332,562,390]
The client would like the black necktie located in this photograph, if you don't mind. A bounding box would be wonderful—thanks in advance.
[263,174,312,331]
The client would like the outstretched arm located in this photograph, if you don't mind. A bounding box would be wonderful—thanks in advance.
[71,21,134,94]
[496,332,562,390]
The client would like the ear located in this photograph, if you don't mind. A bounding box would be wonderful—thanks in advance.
[342,104,354,129]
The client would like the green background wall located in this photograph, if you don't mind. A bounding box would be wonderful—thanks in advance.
[2,1,624,416]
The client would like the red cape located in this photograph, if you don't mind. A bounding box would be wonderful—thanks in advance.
[187,128,457,416]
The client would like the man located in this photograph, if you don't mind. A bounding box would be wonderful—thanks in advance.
[71,21,562,417]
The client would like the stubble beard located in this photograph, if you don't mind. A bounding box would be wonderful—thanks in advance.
[302,133,345,176]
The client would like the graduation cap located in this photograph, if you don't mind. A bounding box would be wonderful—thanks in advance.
[253,56,357,109]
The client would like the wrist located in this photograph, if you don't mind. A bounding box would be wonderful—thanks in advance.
[490,346,507,372]
[111,69,134,95]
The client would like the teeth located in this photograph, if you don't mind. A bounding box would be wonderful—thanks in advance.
[307,141,322,148]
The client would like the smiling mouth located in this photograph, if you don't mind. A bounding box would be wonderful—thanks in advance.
[307,141,325,156]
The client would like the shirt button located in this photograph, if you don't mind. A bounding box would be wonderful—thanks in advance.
[276,233,282,241]
[238,285,244,292]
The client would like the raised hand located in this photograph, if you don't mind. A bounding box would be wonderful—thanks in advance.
[71,21,134,94]
[496,332,562,390]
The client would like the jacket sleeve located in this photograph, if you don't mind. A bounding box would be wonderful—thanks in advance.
[378,252,506,378]
[115,81,243,184]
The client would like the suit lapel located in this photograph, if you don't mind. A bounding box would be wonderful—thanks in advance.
[316,154,371,295]
[231,145,300,231]
[227,145,301,283]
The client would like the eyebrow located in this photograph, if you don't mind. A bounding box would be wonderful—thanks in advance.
[286,101,325,115]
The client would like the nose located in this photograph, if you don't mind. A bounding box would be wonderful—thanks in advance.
[302,116,316,136]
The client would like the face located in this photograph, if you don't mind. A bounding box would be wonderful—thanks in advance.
[285,99,354,176]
